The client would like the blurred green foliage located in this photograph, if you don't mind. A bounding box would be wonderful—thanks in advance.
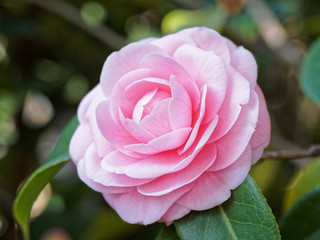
[0,0,320,239]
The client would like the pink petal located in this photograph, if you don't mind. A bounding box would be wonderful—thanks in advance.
[214,146,252,189]
[169,76,192,130]
[76,85,114,157]
[83,144,152,187]
[77,158,133,194]
[228,45,257,87]
[96,101,141,157]
[209,91,259,171]
[179,27,231,63]
[69,125,93,163]
[125,127,192,155]
[139,99,172,137]
[209,67,251,143]
[140,54,200,112]
[250,86,271,164]
[102,150,184,179]
[178,84,207,154]
[100,41,164,98]
[110,68,155,120]
[104,117,218,179]
[161,203,191,224]
[122,118,155,144]
[176,172,231,210]
[132,88,158,122]
[103,185,192,225]
[151,33,195,56]
[124,78,171,119]
[137,143,217,196]
[173,44,228,122]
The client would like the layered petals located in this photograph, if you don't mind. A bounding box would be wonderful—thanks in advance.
[70,26,270,225]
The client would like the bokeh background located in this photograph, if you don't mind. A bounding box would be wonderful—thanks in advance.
[0,0,320,239]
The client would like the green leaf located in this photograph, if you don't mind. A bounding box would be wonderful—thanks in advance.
[155,225,180,240]
[280,187,320,240]
[283,157,320,211]
[300,37,320,105]
[174,175,280,240]
[13,116,78,240]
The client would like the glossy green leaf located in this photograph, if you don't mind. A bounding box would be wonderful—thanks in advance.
[300,37,320,105]
[13,116,78,240]
[155,225,180,240]
[175,175,280,240]
[280,187,320,240]
[283,157,320,211]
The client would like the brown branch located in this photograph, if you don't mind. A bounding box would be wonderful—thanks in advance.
[262,144,320,160]
[22,0,126,50]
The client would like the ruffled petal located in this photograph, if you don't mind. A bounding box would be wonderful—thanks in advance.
[137,143,217,196]
[69,125,93,163]
[250,86,271,164]
[209,67,251,143]
[103,184,192,225]
[178,85,207,154]
[179,27,231,63]
[161,203,191,224]
[100,41,164,98]
[125,127,192,155]
[173,44,228,122]
[140,54,200,112]
[176,172,231,211]
[210,91,259,171]
[139,99,172,137]
[169,76,192,130]
[96,101,141,157]
[83,144,152,187]
[214,146,252,189]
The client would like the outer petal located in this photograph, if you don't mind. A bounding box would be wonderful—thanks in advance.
[75,86,114,158]
[150,33,195,56]
[214,146,252,189]
[83,144,152,187]
[209,66,251,143]
[161,203,191,224]
[69,125,93,163]
[100,41,164,98]
[77,158,133,194]
[103,184,193,225]
[178,147,251,210]
[250,86,271,164]
[179,27,231,63]
[210,91,259,171]
[177,172,231,211]
[226,38,257,87]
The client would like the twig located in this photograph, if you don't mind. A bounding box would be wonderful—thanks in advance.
[22,0,126,50]
[262,144,320,160]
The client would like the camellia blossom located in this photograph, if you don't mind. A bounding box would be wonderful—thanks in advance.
[69,27,271,225]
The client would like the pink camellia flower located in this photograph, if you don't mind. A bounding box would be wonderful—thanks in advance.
[69,27,270,225]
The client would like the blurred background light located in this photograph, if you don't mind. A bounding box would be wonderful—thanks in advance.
[63,73,89,104]
[0,35,8,64]
[80,1,107,26]
[31,184,52,219]
[22,91,54,128]
[0,215,8,238]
